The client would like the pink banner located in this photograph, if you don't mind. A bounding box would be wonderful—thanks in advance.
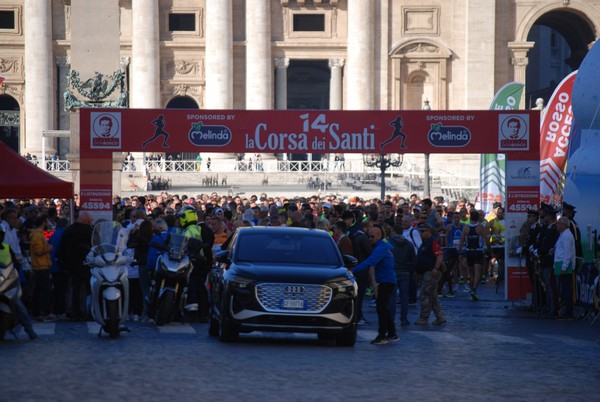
[539,71,577,204]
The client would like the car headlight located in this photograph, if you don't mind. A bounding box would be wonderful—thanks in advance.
[227,275,254,289]
[328,278,357,295]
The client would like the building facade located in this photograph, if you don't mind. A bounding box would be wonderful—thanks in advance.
[0,0,597,181]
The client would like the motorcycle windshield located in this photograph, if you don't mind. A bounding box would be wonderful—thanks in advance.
[168,233,189,261]
[91,220,122,254]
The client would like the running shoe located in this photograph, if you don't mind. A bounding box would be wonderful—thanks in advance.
[388,334,400,342]
[433,317,447,325]
[470,290,479,301]
[444,291,455,298]
[414,318,428,325]
[370,336,389,345]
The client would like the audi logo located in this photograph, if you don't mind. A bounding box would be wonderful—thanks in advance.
[283,285,305,294]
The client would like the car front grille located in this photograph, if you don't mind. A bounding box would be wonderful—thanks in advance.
[255,283,332,313]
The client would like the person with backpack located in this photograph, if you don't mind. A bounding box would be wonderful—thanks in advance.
[342,210,372,324]
[400,214,421,305]
[414,223,446,326]
[388,224,416,327]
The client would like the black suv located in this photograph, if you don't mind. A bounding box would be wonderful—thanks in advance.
[208,226,358,346]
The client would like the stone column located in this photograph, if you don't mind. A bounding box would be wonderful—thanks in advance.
[509,41,535,109]
[465,0,496,108]
[274,58,289,110]
[246,0,272,109]
[56,56,70,155]
[205,1,233,109]
[346,0,373,110]
[329,58,344,110]
[24,0,54,155]
[131,0,160,108]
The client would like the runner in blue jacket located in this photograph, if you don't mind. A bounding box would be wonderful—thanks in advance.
[352,225,397,345]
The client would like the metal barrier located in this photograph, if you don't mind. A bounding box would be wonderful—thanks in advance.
[27,159,71,171]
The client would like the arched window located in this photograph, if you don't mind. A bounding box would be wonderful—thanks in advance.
[166,96,199,109]
[390,39,451,110]
[0,95,20,152]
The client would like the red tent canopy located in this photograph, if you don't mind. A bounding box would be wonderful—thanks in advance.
[0,141,74,199]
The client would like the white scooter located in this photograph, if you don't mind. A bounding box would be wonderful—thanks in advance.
[0,254,21,340]
[86,221,130,338]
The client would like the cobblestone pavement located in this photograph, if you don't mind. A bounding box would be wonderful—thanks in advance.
[1,282,599,402]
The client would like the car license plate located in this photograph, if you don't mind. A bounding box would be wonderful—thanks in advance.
[281,299,305,309]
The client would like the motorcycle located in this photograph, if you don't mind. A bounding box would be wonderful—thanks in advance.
[0,256,21,340]
[86,220,130,338]
[148,232,193,326]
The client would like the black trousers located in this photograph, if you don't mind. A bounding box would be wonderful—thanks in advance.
[376,282,397,338]
[187,261,209,317]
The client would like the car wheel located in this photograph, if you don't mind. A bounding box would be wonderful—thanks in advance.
[335,328,357,347]
[105,300,120,339]
[0,311,9,341]
[155,291,174,326]
[219,316,239,342]
[208,315,219,336]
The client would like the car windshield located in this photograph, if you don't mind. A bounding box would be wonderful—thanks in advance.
[236,232,341,266]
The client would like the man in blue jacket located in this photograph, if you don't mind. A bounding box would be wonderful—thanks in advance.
[351,225,397,345]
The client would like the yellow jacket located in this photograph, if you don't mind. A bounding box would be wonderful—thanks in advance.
[30,228,51,270]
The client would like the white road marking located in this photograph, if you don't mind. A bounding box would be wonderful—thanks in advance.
[87,322,102,334]
[479,331,534,345]
[535,334,599,348]
[411,330,465,343]
[157,323,197,334]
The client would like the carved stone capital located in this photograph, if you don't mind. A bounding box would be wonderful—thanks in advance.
[55,56,70,68]
[120,57,131,70]
[511,56,528,67]
[274,58,290,69]
[328,58,345,69]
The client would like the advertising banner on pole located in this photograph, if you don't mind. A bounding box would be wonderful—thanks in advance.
[80,109,539,156]
[503,159,540,300]
[478,82,524,213]
[79,109,540,261]
[539,71,577,204]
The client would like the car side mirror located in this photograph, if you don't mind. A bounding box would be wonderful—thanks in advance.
[343,254,358,268]
[214,250,229,264]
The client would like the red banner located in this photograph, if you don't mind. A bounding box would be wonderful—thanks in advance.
[539,71,577,204]
[79,158,113,222]
[506,186,540,213]
[80,109,539,157]
[79,109,541,220]
[506,267,532,300]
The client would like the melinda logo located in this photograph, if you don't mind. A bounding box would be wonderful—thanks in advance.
[427,122,471,147]
[188,121,232,147]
